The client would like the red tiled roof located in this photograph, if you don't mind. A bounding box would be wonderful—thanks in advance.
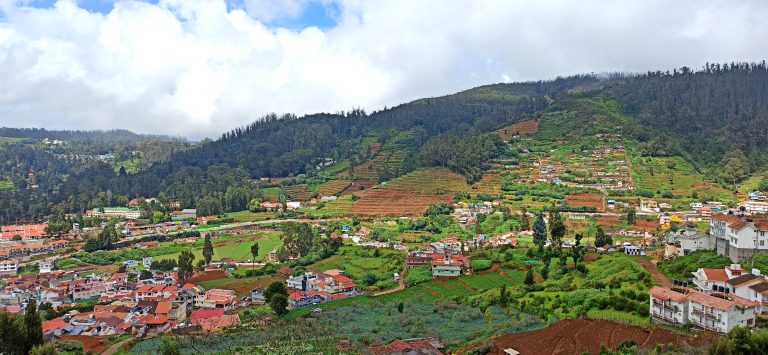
[156,301,172,315]
[711,214,741,223]
[190,309,224,321]
[648,286,687,303]
[687,291,758,311]
[42,317,68,332]
[331,274,354,283]
[702,269,730,282]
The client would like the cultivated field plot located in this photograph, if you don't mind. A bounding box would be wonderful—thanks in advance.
[487,318,709,355]
[338,149,406,182]
[282,184,314,201]
[493,119,540,140]
[382,168,468,194]
[349,189,452,216]
[630,155,733,203]
[317,179,350,196]
[198,275,287,297]
[320,194,354,214]
[470,173,502,195]
[565,193,604,211]
[340,180,377,194]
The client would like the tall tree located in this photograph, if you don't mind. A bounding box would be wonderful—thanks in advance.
[270,294,289,316]
[722,149,749,185]
[519,208,530,231]
[24,299,43,354]
[250,241,259,270]
[626,208,636,225]
[202,235,214,265]
[177,250,195,285]
[533,212,547,253]
[548,209,567,271]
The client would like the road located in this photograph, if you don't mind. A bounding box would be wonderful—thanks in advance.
[373,263,407,297]
[638,258,671,288]
[101,338,132,355]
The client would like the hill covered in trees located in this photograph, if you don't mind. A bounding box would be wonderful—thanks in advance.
[1,63,768,221]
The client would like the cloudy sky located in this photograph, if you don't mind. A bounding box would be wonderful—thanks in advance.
[0,0,767,139]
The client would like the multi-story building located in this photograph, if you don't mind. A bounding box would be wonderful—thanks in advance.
[87,207,141,220]
[649,286,758,333]
[0,259,18,275]
[0,224,48,240]
[406,250,433,269]
[743,201,768,215]
[431,253,468,277]
[710,214,768,262]
[194,289,238,310]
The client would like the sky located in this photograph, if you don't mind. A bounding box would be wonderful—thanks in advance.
[0,1,767,139]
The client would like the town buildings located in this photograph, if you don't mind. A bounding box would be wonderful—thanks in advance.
[649,286,758,333]
[285,270,358,308]
[431,253,468,277]
[710,214,768,262]
[87,207,141,220]
[0,223,48,240]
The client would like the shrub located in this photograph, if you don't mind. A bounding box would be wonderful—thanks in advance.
[471,259,493,271]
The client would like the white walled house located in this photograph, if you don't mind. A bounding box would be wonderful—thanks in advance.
[691,268,731,293]
[649,286,688,326]
[710,214,768,262]
[649,286,758,333]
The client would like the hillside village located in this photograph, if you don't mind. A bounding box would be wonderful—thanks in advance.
[3,120,768,354]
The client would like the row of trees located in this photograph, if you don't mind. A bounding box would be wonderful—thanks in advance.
[0,300,44,355]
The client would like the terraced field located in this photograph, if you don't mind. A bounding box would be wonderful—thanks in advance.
[493,119,540,140]
[317,179,351,196]
[282,184,314,201]
[321,195,355,214]
[382,169,468,194]
[565,193,604,211]
[470,173,502,195]
[338,150,406,182]
[340,180,377,194]
[349,189,452,216]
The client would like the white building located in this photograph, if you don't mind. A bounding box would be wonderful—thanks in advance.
[710,214,768,262]
[743,201,768,215]
[649,286,758,333]
[0,259,18,275]
[38,259,54,273]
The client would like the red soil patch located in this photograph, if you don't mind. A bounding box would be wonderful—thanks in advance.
[187,269,228,284]
[638,259,671,288]
[60,335,108,354]
[349,189,451,216]
[484,319,710,355]
[565,193,605,211]
[596,215,621,227]
[634,219,659,231]
[340,180,377,195]
[493,119,540,140]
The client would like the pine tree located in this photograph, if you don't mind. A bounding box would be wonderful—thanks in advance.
[177,251,195,285]
[533,213,547,253]
[270,294,289,316]
[202,235,214,265]
[24,299,43,354]
[250,242,259,270]
[626,208,636,225]
[524,266,535,285]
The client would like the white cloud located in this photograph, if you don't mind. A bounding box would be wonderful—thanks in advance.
[0,0,767,138]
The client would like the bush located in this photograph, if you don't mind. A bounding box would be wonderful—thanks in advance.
[471,259,493,271]
[405,265,432,286]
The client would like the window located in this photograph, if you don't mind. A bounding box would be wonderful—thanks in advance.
[762,241,765,247]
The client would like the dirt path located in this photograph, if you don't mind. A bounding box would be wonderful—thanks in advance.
[101,338,132,355]
[373,263,407,297]
[638,258,671,288]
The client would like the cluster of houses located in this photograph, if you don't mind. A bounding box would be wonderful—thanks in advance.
[1,268,250,340]
[406,236,471,277]
[284,269,358,308]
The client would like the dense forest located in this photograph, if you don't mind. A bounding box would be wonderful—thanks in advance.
[1,65,768,221]
[0,127,178,144]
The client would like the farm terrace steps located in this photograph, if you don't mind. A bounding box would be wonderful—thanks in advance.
[493,119,540,140]
[348,189,452,216]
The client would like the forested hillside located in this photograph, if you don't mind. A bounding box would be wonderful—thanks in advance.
[2,64,768,222]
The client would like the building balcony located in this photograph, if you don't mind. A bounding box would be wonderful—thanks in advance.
[651,313,683,325]
[692,308,721,321]
[652,300,679,312]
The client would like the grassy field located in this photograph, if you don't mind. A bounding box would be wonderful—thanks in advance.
[629,153,735,204]
[155,232,283,263]
[225,210,276,222]
[198,275,287,297]
[0,180,13,191]
[309,246,404,290]
[0,136,28,144]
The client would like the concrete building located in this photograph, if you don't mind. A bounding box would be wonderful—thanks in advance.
[649,286,758,333]
[710,214,768,262]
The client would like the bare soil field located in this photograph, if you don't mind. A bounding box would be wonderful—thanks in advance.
[187,269,228,284]
[566,193,605,211]
[485,319,710,355]
[60,335,108,354]
[349,189,451,216]
[493,119,540,140]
